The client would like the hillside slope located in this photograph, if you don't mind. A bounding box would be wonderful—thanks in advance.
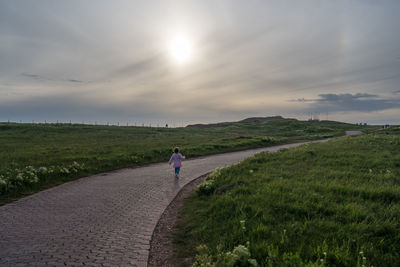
[173,127,400,266]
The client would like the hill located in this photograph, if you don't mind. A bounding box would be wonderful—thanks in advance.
[188,116,366,141]
[187,116,285,128]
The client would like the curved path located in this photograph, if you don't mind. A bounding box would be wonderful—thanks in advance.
[0,132,359,266]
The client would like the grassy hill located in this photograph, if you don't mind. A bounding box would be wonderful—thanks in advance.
[0,117,372,204]
[188,116,364,141]
[173,127,400,266]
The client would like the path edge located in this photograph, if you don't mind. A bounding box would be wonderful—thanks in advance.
[147,173,210,267]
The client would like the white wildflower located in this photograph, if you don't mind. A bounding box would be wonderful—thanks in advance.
[0,177,7,186]
[240,220,246,230]
[38,167,48,174]
[16,173,24,181]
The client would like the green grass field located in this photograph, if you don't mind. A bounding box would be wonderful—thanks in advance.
[0,117,370,204]
[173,127,400,266]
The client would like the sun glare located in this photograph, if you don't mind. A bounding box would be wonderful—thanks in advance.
[169,35,193,64]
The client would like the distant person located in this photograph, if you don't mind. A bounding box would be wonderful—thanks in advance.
[169,147,185,178]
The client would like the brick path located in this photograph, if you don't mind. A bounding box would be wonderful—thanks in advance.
[0,136,353,267]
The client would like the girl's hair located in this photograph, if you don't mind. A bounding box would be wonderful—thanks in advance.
[174,147,179,153]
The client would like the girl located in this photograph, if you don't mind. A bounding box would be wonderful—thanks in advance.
[169,147,185,178]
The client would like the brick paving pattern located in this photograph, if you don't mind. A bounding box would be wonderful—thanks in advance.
[0,137,346,266]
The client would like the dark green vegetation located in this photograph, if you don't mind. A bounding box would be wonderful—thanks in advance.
[0,117,370,204]
[173,127,400,266]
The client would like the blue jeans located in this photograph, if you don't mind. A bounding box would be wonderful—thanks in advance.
[175,167,180,175]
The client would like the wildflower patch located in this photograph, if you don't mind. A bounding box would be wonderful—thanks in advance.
[0,162,86,195]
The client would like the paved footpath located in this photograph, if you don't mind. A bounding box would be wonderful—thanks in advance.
[0,132,359,267]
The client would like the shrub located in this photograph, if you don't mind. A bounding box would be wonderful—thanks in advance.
[192,243,258,267]
[196,167,226,196]
[0,176,7,193]
[197,180,217,196]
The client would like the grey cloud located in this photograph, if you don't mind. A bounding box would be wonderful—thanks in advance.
[0,91,24,96]
[104,52,177,89]
[293,93,400,113]
[21,73,42,79]
[318,93,378,101]
[0,95,132,122]
[113,53,166,77]
[291,98,314,103]
[20,73,87,84]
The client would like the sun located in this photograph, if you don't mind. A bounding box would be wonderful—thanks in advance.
[168,35,193,64]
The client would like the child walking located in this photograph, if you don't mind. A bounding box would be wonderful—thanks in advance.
[169,147,185,178]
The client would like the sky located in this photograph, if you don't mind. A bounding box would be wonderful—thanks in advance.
[1,0,400,125]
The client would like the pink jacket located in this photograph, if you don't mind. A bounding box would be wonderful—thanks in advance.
[169,153,185,168]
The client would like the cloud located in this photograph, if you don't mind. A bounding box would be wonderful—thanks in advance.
[68,79,84,83]
[0,94,129,122]
[292,93,400,113]
[20,73,86,84]
[291,98,314,103]
[318,93,378,102]
[112,53,167,78]
[21,73,42,79]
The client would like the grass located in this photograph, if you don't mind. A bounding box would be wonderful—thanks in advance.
[173,127,400,266]
[0,117,371,205]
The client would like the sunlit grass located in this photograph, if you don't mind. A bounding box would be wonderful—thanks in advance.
[173,127,400,266]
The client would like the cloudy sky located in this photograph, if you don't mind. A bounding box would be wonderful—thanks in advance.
[1,0,399,125]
